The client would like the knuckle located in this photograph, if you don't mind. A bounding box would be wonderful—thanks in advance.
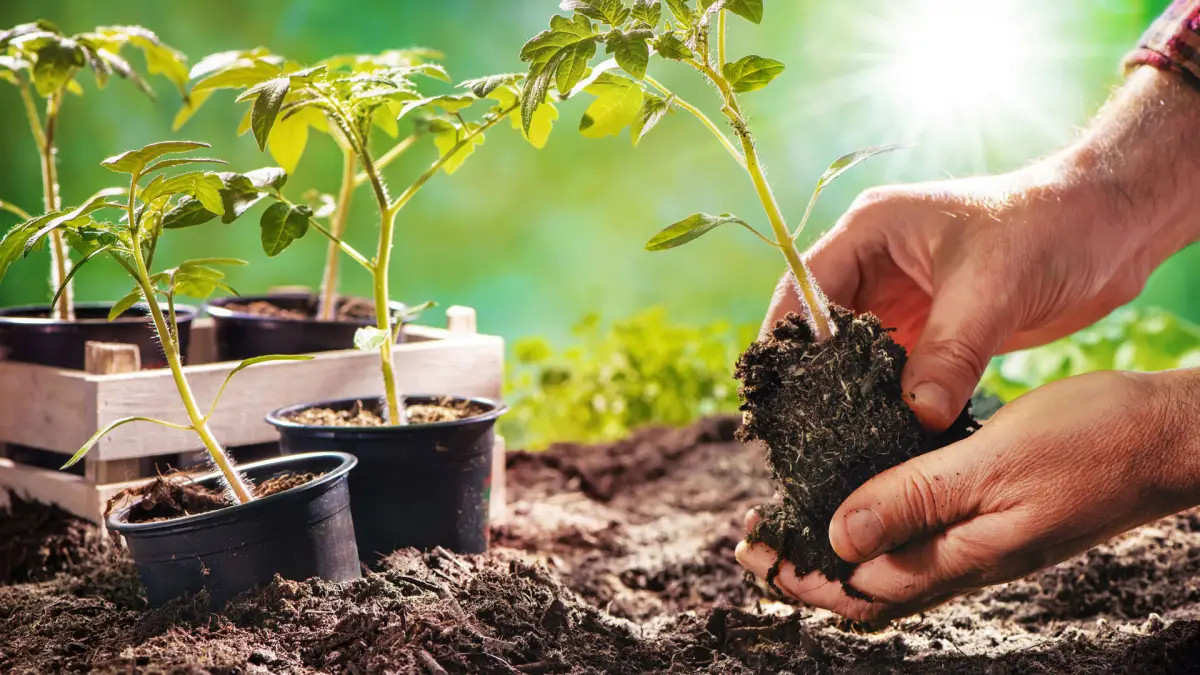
[898,467,944,534]
[918,333,991,384]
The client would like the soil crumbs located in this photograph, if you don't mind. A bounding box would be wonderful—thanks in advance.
[3,418,1200,673]
[115,472,322,524]
[223,296,376,322]
[287,398,486,427]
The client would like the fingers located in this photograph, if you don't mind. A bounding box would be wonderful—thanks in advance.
[828,444,984,565]
[901,277,1012,431]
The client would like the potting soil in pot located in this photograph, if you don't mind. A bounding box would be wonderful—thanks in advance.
[220,296,376,322]
[285,398,487,427]
[111,472,324,523]
[1,418,1198,673]
[737,308,979,592]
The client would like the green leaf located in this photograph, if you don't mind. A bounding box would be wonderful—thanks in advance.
[267,105,314,175]
[23,34,86,97]
[161,168,288,230]
[102,140,210,175]
[259,202,311,257]
[139,172,226,218]
[143,157,228,174]
[61,416,193,470]
[632,94,671,146]
[721,0,763,23]
[606,30,652,79]
[631,0,663,27]
[663,0,696,26]
[23,195,122,256]
[239,77,290,151]
[108,287,144,321]
[489,84,558,149]
[49,243,112,311]
[396,93,477,122]
[722,55,784,93]
[191,54,282,92]
[182,257,248,268]
[206,354,314,420]
[653,33,694,60]
[520,14,598,132]
[354,325,390,351]
[561,0,630,25]
[460,72,522,98]
[579,74,644,139]
[816,145,910,191]
[394,300,437,323]
[645,212,754,250]
[433,122,487,175]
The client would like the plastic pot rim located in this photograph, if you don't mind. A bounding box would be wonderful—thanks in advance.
[0,302,200,326]
[265,395,509,435]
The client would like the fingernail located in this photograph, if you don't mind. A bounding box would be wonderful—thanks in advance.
[845,508,885,559]
[910,381,951,420]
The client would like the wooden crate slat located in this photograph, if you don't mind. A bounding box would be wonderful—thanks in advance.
[0,458,103,521]
[89,335,504,460]
[0,363,96,454]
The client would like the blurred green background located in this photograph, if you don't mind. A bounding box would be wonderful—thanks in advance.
[0,0,1187,345]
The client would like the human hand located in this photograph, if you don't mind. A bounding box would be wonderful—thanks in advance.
[765,68,1200,432]
[736,369,1200,625]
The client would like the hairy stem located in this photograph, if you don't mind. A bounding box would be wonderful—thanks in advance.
[127,175,253,503]
[643,75,744,168]
[0,200,33,221]
[717,10,728,68]
[355,132,421,187]
[688,60,836,341]
[37,93,73,321]
[359,149,405,424]
[316,148,358,320]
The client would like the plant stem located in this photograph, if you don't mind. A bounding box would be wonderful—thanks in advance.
[687,60,836,341]
[357,149,405,424]
[643,75,744,168]
[127,175,253,504]
[307,217,373,270]
[717,10,728,68]
[354,132,420,187]
[0,200,33,221]
[35,92,73,321]
[316,148,357,320]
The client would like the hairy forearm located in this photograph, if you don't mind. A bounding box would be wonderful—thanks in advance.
[1060,67,1200,262]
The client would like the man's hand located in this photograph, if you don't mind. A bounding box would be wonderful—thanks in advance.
[765,67,1200,433]
[736,369,1200,625]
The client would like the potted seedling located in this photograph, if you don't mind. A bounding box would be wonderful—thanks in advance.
[1,140,361,606]
[175,48,453,360]
[0,21,197,369]
[198,55,553,560]
[520,0,978,592]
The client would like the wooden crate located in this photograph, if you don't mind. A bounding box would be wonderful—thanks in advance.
[0,306,510,524]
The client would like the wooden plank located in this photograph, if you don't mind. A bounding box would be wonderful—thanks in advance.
[85,343,143,484]
[0,362,96,454]
[88,335,505,460]
[0,458,101,522]
[187,317,218,365]
[446,306,478,336]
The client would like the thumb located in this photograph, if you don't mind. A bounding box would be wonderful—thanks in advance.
[902,280,1011,431]
[828,446,981,564]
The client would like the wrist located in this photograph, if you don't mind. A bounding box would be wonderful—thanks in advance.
[1055,68,1200,261]
[1145,368,1200,510]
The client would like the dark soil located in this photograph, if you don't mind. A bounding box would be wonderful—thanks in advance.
[222,296,376,322]
[738,309,979,593]
[287,398,488,427]
[2,418,1199,673]
[113,471,322,524]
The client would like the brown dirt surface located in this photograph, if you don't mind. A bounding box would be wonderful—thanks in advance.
[0,495,110,585]
[113,471,323,524]
[737,309,979,593]
[287,398,487,427]
[2,417,1199,673]
[222,296,376,322]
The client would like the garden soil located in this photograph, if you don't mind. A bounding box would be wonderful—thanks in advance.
[2,417,1199,673]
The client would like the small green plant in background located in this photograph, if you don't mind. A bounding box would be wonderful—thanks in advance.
[183,48,557,423]
[505,308,756,450]
[0,140,308,503]
[979,308,1200,402]
[0,21,189,321]
[520,0,902,345]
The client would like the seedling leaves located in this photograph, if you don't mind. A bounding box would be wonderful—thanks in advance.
[631,0,663,28]
[632,94,672,145]
[102,140,210,175]
[561,0,630,25]
[207,354,314,419]
[242,77,290,151]
[580,74,643,139]
[354,325,390,351]
[606,30,653,79]
[816,144,911,191]
[717,0,763,23]
[520,14,598,132]
[722,55,784,93]
[644,212,762,250]
[61,415,194,469]
[653,34,694,60]
[260,202,311,256]
[108,287,143,321]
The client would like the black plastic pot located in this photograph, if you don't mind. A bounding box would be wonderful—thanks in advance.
[205,293,408,361]
[267,396,506,561]
[0,303,196,370]
[107,452,361,607]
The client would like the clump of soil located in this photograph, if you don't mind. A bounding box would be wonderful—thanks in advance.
[0,496,110,585]
[737,309,979,592]
[112,472,322,524]
[287,398,487,427]
[223,296,376,322]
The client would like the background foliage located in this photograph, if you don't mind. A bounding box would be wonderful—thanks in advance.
[1,1,1193,446]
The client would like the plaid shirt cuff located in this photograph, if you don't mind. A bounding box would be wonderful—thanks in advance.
[1124,0,1200,86]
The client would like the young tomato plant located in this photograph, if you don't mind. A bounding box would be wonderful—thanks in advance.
[183,48,557,423]
[0,141,309,504]
[0,21,190,321]
[520,0,902,342]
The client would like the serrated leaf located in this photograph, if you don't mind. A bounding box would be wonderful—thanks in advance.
[266,106,311,175]
[816,145,910,191]
[645,212,752,250]
[23,195,122,256]
[144,157,229,174]
[580,74,644,139]
[663,0,696,26]
[653,33,694,60]
[354,325,390,351]
[721,0,763,23]
[722,55,784,93]
[102,140,210,175]
[108,287,144,321]
[606,30,652,80]
[244,77,290,151]
[191,56,281,92]
[434,123,486,175]
[259,202,311,257]
[520,14,598,133]
[561,0,630,25]
[396,94,477,122]
[631,0,663,27]
[490,84,558,149]
[460,72,522,98]
[632,94,671,145]
[26,35,86,97]
[0,220,40,281]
